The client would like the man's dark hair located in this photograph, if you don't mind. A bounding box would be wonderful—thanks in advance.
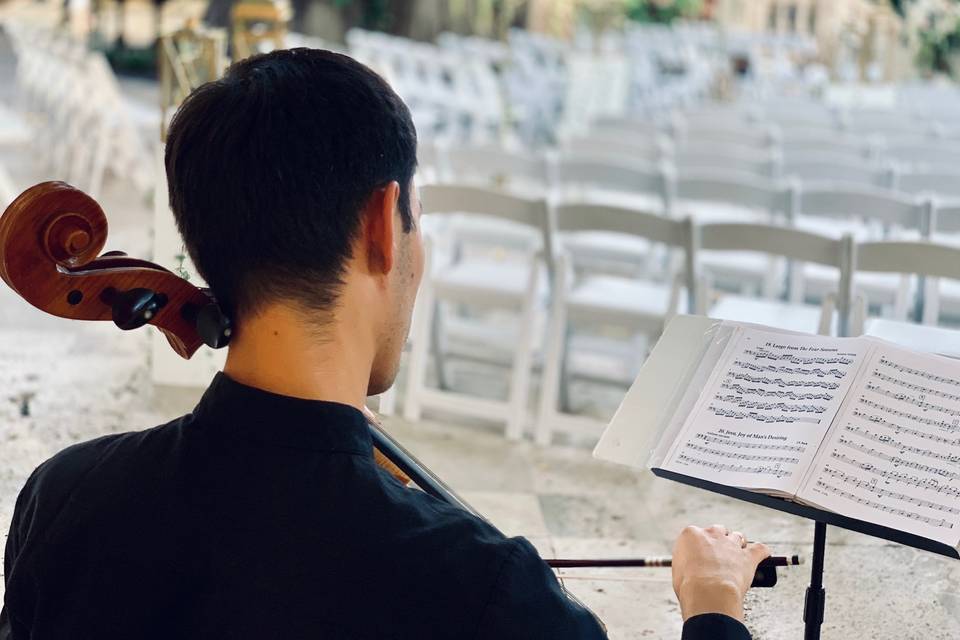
[165,48,418,322]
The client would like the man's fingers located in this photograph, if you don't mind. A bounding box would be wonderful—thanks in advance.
[748,542,771,562]
[730,530,747,548]
[706,524,728,536]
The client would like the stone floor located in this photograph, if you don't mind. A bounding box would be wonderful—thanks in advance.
[2,16,960,640]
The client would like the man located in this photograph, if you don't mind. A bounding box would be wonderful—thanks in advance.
[1,49,768,639]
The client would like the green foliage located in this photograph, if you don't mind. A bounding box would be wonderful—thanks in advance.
[626,0,703,24]
[916,14,960,76]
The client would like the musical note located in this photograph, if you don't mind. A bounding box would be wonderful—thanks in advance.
[812,480,955,529]
[858,398,960,433]
[708,405,822,424]
[714,396,829,414]
[677,453,793,479]
[872,370,960,404]
[878,356,960,389]
[841,424,960,467]
[821,465,960,514]
[695,433,805,453]
[719,383,834,401]
[684,443,800,465]
[864,381,960,417]
[732,360,849,379]
[829,450,960,499]
[728,372,840,390]
[743,348,854,366]
[836,434,960,480]
[851,407,960,447]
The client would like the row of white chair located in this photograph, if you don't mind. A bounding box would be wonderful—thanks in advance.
[396,184,960,446]
[584,116,960,176]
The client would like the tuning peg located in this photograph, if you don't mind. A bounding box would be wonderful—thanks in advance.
[111,287,167,331]
[196,302,232,349]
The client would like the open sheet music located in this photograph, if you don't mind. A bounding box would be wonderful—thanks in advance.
[652,324,960,549]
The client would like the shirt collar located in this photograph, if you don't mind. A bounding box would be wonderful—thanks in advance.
[192,372,373,455]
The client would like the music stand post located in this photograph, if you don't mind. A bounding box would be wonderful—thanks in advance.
[803,521,827,640]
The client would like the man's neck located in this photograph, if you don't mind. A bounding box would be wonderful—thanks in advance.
[222,304,374,410]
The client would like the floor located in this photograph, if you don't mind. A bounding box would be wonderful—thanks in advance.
[2,11,960,639]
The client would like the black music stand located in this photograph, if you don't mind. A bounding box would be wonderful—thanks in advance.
[652,468,960,640]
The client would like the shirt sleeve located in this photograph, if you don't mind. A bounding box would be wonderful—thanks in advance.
[474,538,607,640]
[681,613,751,640]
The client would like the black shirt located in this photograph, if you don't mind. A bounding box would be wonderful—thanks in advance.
[2,372,749,639]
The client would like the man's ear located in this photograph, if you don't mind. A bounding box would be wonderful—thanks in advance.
[364,181,400,276]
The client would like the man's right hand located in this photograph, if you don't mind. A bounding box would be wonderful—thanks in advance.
[671,524,770,622]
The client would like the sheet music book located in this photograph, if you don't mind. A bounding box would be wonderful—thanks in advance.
[626,319,960,550]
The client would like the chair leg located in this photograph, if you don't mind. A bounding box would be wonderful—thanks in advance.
[535,294,568,446]
[558,327,573,414]
[505,271,540,441]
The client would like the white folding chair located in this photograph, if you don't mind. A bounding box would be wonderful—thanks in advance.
[440,145,549,198]
[793,185,930,314]
[672,148,782,179]
[850,240,960,332]
[888,144,960,171]
[562,132,671,166]
[668,172,796,297]
[701,223,854,336]
[535,204,695,445]
[403,185,552,440]
[894,171,960,200]
[550,157,673,277]
[785,158,894,189]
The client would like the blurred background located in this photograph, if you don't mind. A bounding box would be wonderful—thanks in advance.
[4,1,960,638]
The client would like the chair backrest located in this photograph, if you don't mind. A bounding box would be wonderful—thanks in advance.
[895,171,960,199]
[785,159,893,189]
[670,172,794,219]
[441,146,548,192]
[420,184,554,274]
[673,149,781,179]
[552,157,669,206]
[563,133,670,164]
[933,199,960,235]
[553,202,696,309]
[699,223,855,329]
[798,185,928,232]
[887,144,960,170]
[855,240,960,325]
[856,241,960,280]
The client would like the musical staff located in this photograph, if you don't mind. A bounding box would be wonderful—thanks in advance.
[872,370,960,404]
[851,407,960,447]
[878,356,960,389]
[821,465,960,514]
[729,372,840,390]
[813,480,956,528]
[743,348,854,366]
[836,434,960,480]
[719,382,834,401]
[841,424,960,467]
[708,405,821,424]
[733,360,848,379]
[714,396,828,414]
[864,382,960,417]
[858,398,960,433]
[685,442,800,465]
[695,433,805,453]
[829,450,960,500]
[677,453,793,479]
